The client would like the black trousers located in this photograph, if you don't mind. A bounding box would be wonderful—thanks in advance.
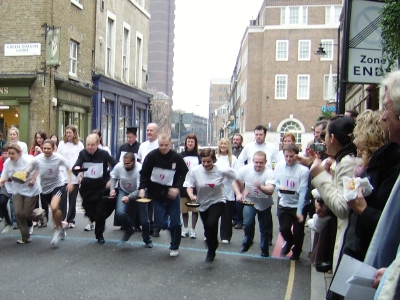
[200,202,225,255]
[220,201,235,241]
[278,206,305,255]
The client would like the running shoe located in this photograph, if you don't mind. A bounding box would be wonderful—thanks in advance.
[170,250,179,257]
[189,229,196,239]
[12,223,18,229]
[2,224,12,234]
[29,226,34,235]
[17,237,32,244]
[84,223,94,231]
[181,228,189,238]
[38,216,48,228]
[221,240,230,244]
[51,228,62,245]
[68,223,75,228]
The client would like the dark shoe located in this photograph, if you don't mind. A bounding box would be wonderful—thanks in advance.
[261,252,269,257]
[205,251,215,263]
[97,236,105,244]
[290,253,300,260]
[240,243,253,253]
[315,262,332,272]
[145,242,153,248]
[152,231,160,237]
[234,223,243,229]
[121,228,134,242]
[280,242,293,256]
[232,221,237,227]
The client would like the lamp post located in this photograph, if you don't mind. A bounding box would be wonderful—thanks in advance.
[314,26,341,114]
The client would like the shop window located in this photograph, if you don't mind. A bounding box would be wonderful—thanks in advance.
[119,104,132,146]
[102,100,114,148]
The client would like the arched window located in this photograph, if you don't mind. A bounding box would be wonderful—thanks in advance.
[280,121,302,143]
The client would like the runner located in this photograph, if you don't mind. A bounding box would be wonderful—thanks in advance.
[0,143,43,244]
[73,134,118,244]
[25,139,74,246]
[183,148,239,263]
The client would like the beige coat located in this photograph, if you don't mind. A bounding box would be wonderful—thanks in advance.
[311,155,362,271]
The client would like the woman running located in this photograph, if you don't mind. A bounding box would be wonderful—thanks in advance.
[183,148,239,263]
[25,139,74,246]
[0,143,42,244]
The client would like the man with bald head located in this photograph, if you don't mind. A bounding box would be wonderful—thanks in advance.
[73,134,118,244]
[138,134,188,257]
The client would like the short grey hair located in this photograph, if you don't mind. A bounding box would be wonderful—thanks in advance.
[382,70,400,116]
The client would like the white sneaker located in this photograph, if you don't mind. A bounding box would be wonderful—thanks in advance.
[2,224,12,234]
[60,228,67,240]
[189,229,196,239]
[68,223,75,228]
[221,239,230,244]
[170,250,179,257]
[181,228,189,238]
[61,221,69,229]
[51,229,62,245]
[29,226,34,235]
[84,223,94,231]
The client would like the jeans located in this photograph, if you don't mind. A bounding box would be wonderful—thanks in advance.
[200,202,225,255]
[152,195,181,250]
[233,199,244,225]
[115,189,151,244]
[242,205,272,253]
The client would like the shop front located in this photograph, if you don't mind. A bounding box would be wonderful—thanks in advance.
[92,75,152,156]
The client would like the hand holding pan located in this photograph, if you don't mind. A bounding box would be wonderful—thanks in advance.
[72,168,88,175]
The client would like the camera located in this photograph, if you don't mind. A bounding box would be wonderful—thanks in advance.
[310,143,326,153]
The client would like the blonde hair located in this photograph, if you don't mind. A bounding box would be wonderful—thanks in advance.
[217,138,233,167]
[353,109,386,166]
[7,142,22,154]
[63,125,80,145]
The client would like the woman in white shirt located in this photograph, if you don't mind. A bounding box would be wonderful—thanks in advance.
[0,143,42,244]
[215,138,238,244]
[57,125,84,228]
[92,129,111,155]
[26,139,74,246]
[8,127,28,155]
[184,148,238,263]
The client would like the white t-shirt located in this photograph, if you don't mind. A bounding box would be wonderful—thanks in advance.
[98,144,111,155]
[237,141,278,168]
[137,139,158,162]
[215,155,238,201]
[17,141,28,155]
[237,165,275,211]
[274,160,309,209]
[28,153,69,194]
[183,164,239,212]
[2,154,41,196]
[110,162,141,193]
[57,140,84,184]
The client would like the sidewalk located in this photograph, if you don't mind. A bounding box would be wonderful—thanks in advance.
[310,232,333,300]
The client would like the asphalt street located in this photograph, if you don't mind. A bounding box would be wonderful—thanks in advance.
[0,203,312,300]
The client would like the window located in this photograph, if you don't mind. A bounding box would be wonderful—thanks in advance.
[102,101,114,148]
[326,6,342,24]
[281,6,308,25]
[69,40,78,76]
[276,40,289,61]
[122,25,130,82]
[275,75,288,99]
[324,74,338,100]
[135,107,145,143]
[298,40,310,60]
[135,33,143,87]
[61,110,86,142]
[71,0,83,9]
[119,104,132,146]
[320,39,334,60]
[280,121,302,143]
[106,14,116,76]
[219,96,223,101]
[297,75,310,100]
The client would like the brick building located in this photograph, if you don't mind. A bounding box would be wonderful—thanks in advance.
[209,78,230,146]
[228,0,342,150]
[0,0,97,144]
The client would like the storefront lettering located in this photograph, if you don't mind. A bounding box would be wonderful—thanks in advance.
[67,93,82,103]
[0,87,9,95]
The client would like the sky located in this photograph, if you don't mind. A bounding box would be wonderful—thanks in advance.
[172,0,263,117]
